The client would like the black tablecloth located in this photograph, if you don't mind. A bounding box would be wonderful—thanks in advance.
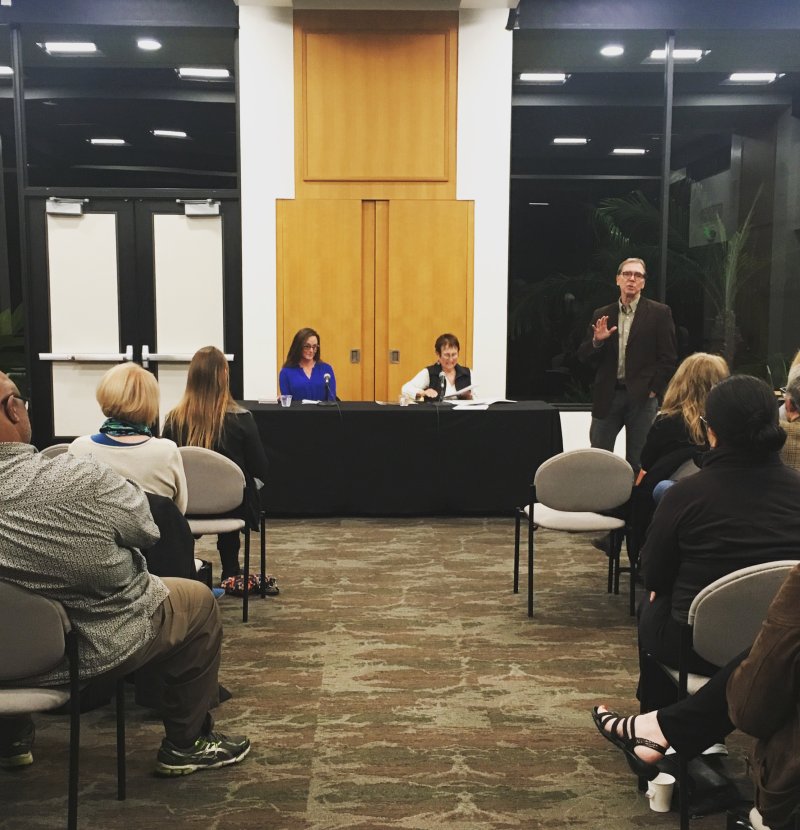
[245,400,563,516]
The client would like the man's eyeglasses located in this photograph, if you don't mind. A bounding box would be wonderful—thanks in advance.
[619,270,646,280]
[1,393,28,412]
[302,343,319,352]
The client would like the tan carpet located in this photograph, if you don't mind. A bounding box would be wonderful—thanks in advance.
[0,518,749,828]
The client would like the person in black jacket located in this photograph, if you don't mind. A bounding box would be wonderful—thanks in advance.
[577,257,677,472]
[164,347,269,581]
[637,374,800,709]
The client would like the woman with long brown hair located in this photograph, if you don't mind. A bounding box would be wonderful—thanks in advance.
[279,327,337,402]
[163,346,269,580]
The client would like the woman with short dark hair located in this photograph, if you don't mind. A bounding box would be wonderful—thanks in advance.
[401,333,473,401]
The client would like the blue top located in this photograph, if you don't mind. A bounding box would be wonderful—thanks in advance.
[279,362,337,401]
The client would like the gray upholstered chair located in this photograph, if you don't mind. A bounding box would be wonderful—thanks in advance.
[39,442,70,459]
[0,580,126,830]
[179,446,264,622]
[645,560,799,830]
[514,448,634,617]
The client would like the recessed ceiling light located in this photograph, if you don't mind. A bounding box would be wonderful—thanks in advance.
[725,72,780,84]
[552,137,589,145]
[177,66,231,80]
[518,72,569,85]
[0,66,12,76]
[89,138,126,146]
[152,129,188,139]
[137,38,162,51]
[600,45,624,58]
[612,147,647,155]
[645,48,707,64]
[528,202,550,206]
[40,41,98,55]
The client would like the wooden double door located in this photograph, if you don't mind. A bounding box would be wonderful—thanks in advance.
[277,198,473,401]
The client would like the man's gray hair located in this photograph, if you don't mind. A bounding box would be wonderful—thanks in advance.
[785,364,800,410]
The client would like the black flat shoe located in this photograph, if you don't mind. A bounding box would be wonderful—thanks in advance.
[591,706,665,781]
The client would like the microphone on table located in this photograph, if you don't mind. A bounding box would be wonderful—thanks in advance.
[320,372,336,406]
[439,371,446,402]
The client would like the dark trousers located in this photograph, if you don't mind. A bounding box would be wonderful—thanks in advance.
[590,388,658,472]
[1,577,221,749]
[656,649,746,758]
[637,594,721,710]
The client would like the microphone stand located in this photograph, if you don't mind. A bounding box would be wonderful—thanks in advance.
[319,376,337,406]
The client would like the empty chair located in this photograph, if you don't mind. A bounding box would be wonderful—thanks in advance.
[0,580,126,830]
[514,448,634,617]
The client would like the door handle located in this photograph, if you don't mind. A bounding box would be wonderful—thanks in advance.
[39,344,134,363]
[350,349,361,364]
[141,345,233,369]
[389,350,400,364]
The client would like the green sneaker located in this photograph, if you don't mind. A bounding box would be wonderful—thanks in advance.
[154,731,250,777]
[0,721,34,769]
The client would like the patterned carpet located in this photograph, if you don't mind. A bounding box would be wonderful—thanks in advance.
[1,518,750,829]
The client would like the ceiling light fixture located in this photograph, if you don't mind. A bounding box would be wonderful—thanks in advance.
[612,147,647,155]
[725,72,779,84]
[177,66,231,80]
[528,202,550,206]
[552,137,589,145]
[40,41,98,55]
[89,138,126,146]
[518,72,569,85]
[137,38,162,51]
[645,48,707,64]
[0,66,12,76]
[600,45,624,57]
[152,129,188,139]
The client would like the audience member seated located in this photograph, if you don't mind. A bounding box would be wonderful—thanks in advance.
[780,364,800,470]
[69,362,187,514]
[638,374,800,709]
[0,371,249,776]
[628,352,729,549]
[401,333,473,401]
[593,561,800,830]
[163,346,269,582]
[278,327,337,402]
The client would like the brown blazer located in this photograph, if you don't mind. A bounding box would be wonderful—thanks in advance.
[727,563,800,828]
[577,296,677,419]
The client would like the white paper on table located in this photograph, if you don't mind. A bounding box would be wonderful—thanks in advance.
[302,399,320,405]
[443,384,473,399]
[453,403,489,410]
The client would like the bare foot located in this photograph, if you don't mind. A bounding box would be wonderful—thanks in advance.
[595,705,669,763]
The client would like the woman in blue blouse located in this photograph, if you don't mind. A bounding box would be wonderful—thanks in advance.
[279,327,337,402]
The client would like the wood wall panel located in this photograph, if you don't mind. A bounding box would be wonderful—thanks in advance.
[378,200,474,400]
[276,200,368,401]
[294,11,457,200]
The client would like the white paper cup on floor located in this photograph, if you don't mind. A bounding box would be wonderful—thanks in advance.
[646,772,675,812]
[280,394,292,408]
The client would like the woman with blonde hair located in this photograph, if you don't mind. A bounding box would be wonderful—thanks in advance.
[69,362,187,512]
[163,346,269,580]
[626,353,729,554]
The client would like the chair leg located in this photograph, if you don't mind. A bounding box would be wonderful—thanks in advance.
[679,754,690,830]
[67,636,81,830]
[628,549,637,617]
[259,510,267,599]
[115,678,126,801]
[527,522,535,617]
[513,508,521,593]
[607,544,614,594]
[243,528,250,623]
[611,530,622,595]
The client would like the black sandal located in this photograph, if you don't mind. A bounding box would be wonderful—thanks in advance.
[591,706,666,780]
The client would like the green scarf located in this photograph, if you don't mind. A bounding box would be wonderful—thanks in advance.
[99,417,152,437]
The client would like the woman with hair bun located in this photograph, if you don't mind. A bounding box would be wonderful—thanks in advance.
[637,374,800,709]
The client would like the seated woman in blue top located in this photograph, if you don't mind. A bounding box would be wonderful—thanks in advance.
[279,327,337,402]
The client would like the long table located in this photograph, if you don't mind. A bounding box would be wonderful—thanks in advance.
[246,400,562,517]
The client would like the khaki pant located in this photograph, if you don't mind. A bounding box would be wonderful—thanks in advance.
[1,577,222,750]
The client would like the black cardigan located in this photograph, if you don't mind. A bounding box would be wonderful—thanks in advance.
[641,446,800,622]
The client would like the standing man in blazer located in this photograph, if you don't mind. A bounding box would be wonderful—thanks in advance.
[578,258,677,472]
